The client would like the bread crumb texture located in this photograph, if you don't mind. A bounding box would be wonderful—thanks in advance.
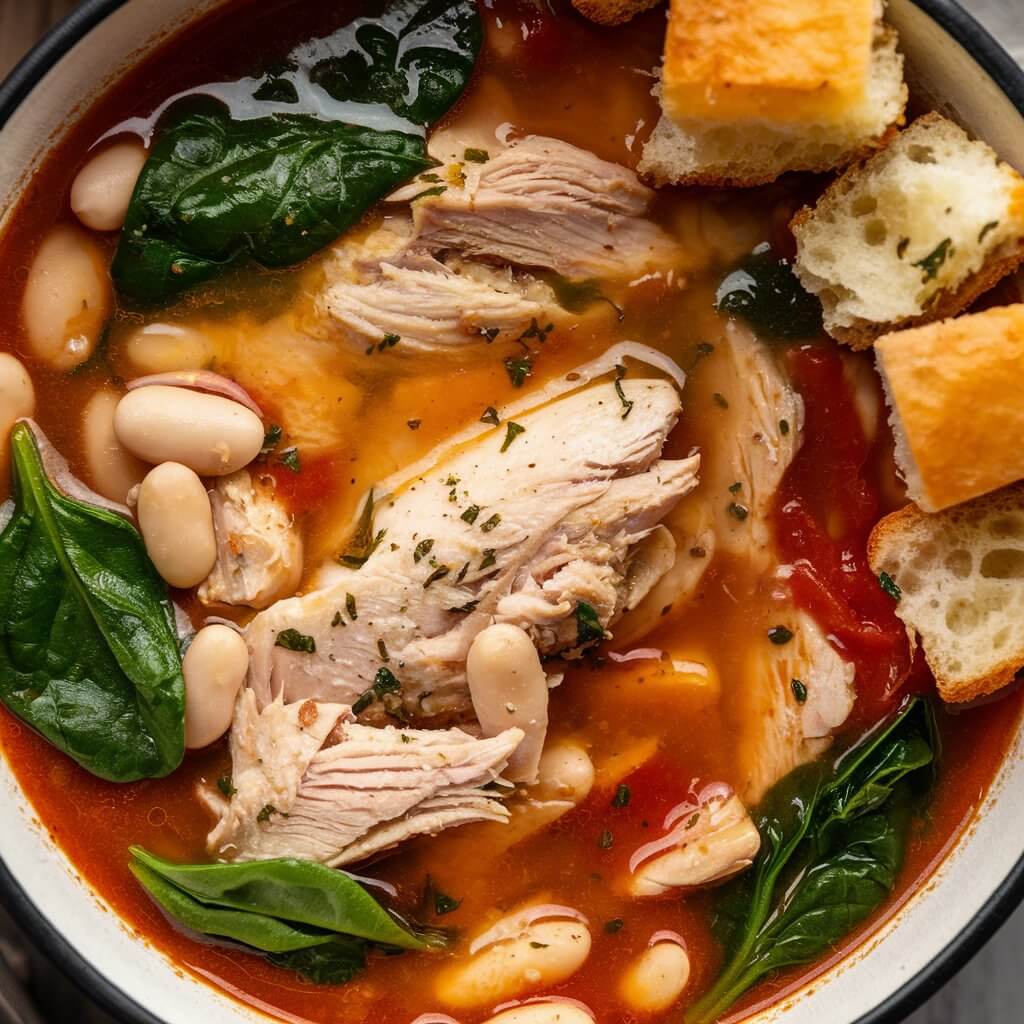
[639,7,905,186]
[571,0,662,26]
[793,113,1024,344]
[876,304,1024,513]
[868,485,1024,702]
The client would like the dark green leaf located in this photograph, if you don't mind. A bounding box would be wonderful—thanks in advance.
[500,423,525,453]
[463,147,489,163]
[261,424,283,454]
[878,571,901,601]
[716,243,823,339]
[339,491,385,568]
[372,667,402,697]
[307,0,481,126]
[913,238,953,281]
[278,447,301,473]
[275,628,316,653]
[505,357,532,388]
[480,406,500,425]
[0,424,184,782]
[479,513,501,532]
[113,108,430,304]
[413,538,435,562]
[576,601,607,647]
[612,784,631,808]
[217,775,237,797]
[268,938,367,985]
[768,626,793,645]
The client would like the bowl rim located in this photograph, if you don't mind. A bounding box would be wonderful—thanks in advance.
[1,1,1023,1023]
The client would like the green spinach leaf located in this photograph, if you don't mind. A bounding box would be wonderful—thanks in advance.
[130,847,440,951]
[113,110,429,303]
[688,697,936,1024]
[307,0,482,126]
[0,424,184,781]
[268,938,368,985]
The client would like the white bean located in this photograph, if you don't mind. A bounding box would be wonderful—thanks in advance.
[482,1003,594,1024]
[70,140,147,232]
[467,623,548,783]
[534,739,594,803]
[114,385,263,476]
[0,354,35,454]
[183,624,248,749]
[137,462,217,588]
[122,322,215,375]
[81,388,147,503]
[435,914,591,1009]
[21,224,111,371]
[619,940,691,1014]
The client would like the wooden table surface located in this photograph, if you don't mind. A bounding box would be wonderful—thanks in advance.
[0,1,1022,1022]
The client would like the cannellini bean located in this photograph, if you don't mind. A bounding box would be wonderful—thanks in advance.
[70,140,147,232]
[534,739,594,803]
[467,623,548,783]
[183,624,248,748]
[137,462,217,588]
[619,938,691,1014]
[482,1002,594,1024]
[629,794,761,898]
[435,911,591,1009]
[21,224,111,370]
[81,388,147,503]
[0,354,35,453]
[122,322,216,375]
[114,385,264,476]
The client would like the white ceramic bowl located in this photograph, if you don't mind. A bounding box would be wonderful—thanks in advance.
[1,2,1023,1022]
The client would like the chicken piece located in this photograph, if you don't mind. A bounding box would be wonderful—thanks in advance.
[319,255,559,352]
[735,609,856,805]
[404,135,680,279]
[205,689,522,865]
[198,470,303,610]
[628,792,761,897]
[245,374,697,720]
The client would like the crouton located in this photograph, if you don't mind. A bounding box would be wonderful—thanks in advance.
[638,0,906,187]
[792,114,1024,347]
[875,304,1024,512]
[868,485,1024,703]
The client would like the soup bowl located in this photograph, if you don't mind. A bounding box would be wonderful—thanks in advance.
[0,2,1023,1022]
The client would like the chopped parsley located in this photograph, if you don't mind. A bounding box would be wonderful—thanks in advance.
[275,628,316,653]
[779,418,790,435]
[406,418,421,430]
[604,918,625,934]
[480,513,501,533]
[878,571,902,601]
[612,784,631,808]
[576,601,607,646]
[351,691,374,715]
[768,625,793,645]
[378,332,401,350]
[505,356,532,388]
[373,667,402,697]
[979,220,1000,244]
[414,538,435,563]
[727,501,749,521]
[479,326,500,343]
[216,776,236,797]
[614,367,634,420]
[432,884,462,916]
[598,829,614,850]
[339,492,386,568]
[260,424,283,455]
[913,237,953,281]
[728,481,743,494]
[480,406,501,425]
[278,446,301,472]
[518,318,554,344]
[257,804,281,823]
[410,185,447,202]
[331,610,344,628]
[423,565,450,588]
[346,592,358,620]
[377,639,389,663]
[500,422,526,452]
[455,561,470,584]
[480,549,497,570]
[713,392,730,409]
[461,505,481,524]
[791,678,808,704]
[463,147,490,163]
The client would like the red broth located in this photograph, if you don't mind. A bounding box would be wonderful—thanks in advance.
[0,1,1021,1022]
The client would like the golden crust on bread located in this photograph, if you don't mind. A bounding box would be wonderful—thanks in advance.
[875,304,1024,511]
[571,0,662,26]
[868,489,1024,703]
[662,0,875,125]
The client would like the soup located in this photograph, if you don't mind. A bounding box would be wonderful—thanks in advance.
[0,2,1021,1023]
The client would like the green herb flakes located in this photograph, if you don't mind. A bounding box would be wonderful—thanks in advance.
[727,501,749,521]
[576,601,607,647]
[913,238,953,281]
[275,628,316,653]
[604,918,625,934]
[878,571,902,601]
[423,566,450,588]
[414,538,435,563]
[767,625,793,646]
[480,406,500,425]
[791,678,808,704]
[261,424,283,455]
[377,639,389,663]
[346,593,358,620]
[461,505,481,524]
[612,784,631,808]
[278,446,301,473]
[463,147,489,163]
[500,422,525,452]
[480,549,497,570]
[505,356,532,388]
[598,829,614,850]
[217,776,237,797]
[480,513,501,533]
[979,221,1000,244]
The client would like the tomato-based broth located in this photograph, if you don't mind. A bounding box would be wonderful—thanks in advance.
[0,2,1021,1023]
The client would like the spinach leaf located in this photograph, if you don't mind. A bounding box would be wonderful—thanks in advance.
[129,847,440,951]
[0,424,184,782]
[113,109,429,303]
[307,0,482,126]
[687,697,936,1024]
[268,938,367,985]
[129,861,335,954]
